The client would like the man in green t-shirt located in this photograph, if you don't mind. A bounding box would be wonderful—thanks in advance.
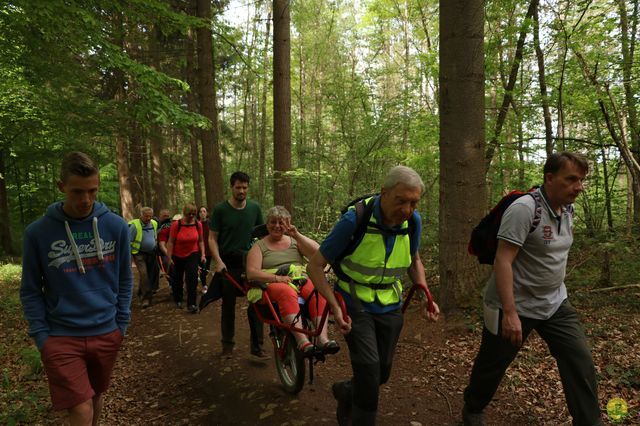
[209,171,266,359]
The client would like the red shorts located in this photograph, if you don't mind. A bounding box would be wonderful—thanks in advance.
[40,329,123,411]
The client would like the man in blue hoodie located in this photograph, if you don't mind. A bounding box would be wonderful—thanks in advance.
[20,151,133,425]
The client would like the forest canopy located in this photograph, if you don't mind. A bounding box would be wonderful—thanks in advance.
[1,0,638,267]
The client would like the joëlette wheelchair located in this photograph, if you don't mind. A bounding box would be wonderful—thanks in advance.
[219,267,344,394]
[221,268,434,394]
[201,224,435,394]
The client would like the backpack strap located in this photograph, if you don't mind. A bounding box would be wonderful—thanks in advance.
[334,196,417,312]
[529,191,542,233]
[335,197,376,265]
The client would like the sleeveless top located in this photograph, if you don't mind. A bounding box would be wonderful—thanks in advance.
[256,237,304,270]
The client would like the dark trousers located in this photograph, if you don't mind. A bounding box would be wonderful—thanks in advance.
[464,299,602,426]
[220,268,264,353]
[171,253,200,307]
[339,308,404,425]
[132,251,159,302]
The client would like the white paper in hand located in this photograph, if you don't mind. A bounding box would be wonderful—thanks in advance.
[483,304,500,335]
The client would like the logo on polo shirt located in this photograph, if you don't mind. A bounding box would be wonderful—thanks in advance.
[542,225,553,245]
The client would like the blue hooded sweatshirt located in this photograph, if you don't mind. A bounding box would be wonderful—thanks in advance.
[20,201,133,350]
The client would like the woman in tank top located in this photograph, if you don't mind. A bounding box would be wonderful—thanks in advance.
[246,206,338,355]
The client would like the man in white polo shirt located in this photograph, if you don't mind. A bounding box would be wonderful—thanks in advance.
[462,152,603,426]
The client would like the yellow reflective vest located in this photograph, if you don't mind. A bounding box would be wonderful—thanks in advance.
[336,200,411,306]
[128,218,158,254]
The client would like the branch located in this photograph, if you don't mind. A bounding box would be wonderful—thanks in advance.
[485,0,538,171]
[591,284,640,293]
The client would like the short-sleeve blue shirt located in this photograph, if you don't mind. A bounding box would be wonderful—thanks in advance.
[320,196,422,313]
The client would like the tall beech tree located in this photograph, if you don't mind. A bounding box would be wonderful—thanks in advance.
[273,0,293,212]
[196,0,224,206]
[439,0,486,312]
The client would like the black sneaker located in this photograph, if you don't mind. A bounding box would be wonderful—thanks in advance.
[188,304,198,314]
[331,381,352,426]
[462,405,485,426]
[175,302,182,309]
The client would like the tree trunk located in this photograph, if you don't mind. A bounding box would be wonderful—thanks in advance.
[439,0,486,313]
[111,12,135,220]
[259,9,271,204]
[618,0,640,224]
[116,133,135,220]
[129,122,144,209]
[196,0,224,207]
[186,20,203,208]
[0,146,14,255]
[532,2,553,156]
[149,25,166,213]
[599,142,614,233]
[273,0,293,212]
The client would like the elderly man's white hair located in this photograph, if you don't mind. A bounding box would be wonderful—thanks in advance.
[382,165,424,193]
[140,206,153,216]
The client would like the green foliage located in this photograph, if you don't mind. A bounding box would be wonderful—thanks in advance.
[568,232,640,294]
[2,0,640,255]
[0,262,49,425]
[0,263,21,284]
[20,347,42,376]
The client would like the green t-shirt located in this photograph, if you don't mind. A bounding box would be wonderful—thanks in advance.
[210,199,264,254]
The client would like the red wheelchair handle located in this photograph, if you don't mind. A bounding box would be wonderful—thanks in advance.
[402,282,435,314]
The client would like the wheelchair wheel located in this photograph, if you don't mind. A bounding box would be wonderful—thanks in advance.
[273,329,305,394]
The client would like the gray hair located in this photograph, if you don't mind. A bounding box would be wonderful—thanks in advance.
[266,205,291,221]
[383,165,424,193]
[140,206,153,216]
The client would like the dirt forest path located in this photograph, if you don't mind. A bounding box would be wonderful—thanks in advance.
[88,272,623,426]
[101,281,462,425]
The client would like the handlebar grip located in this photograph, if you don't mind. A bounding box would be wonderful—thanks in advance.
[402,282,436,314]
[424,287,435,313]
[334,291,350,323]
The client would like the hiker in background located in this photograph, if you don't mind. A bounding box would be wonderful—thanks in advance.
[209,171,267,359]
[166,203,205,313]
[198,206,212,293]
[158,211,178,290]
[128,206,159,308]
[307,165,440,425]
[462,152,602,426]
[153,208,172,292]
[20,151,133,425]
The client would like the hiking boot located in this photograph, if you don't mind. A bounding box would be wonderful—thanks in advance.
[250,349,271,361]
[188,304,198,314]
[175,302,182,309]
[221,345,234,359]
[331,381,352,426]
[462,405,485,426]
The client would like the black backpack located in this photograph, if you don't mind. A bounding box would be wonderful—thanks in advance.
[332,194,417,269]
[468,188,541,265]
